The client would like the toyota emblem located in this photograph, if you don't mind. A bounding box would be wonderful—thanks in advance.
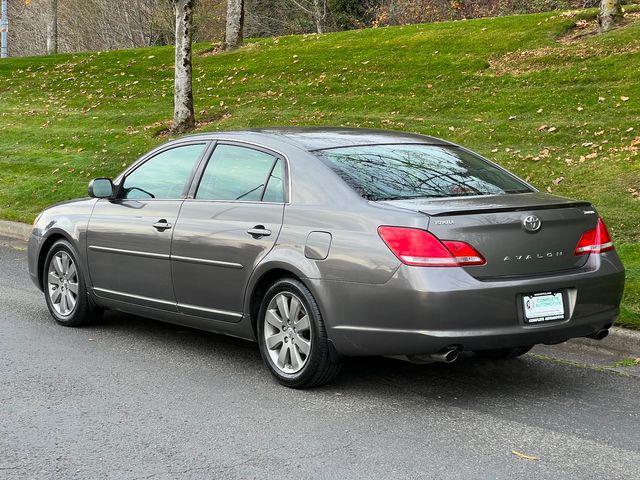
[523,215,542,232]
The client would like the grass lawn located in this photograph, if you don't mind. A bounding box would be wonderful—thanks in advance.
[0,7,638,327]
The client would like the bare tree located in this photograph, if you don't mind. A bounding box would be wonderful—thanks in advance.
[598,0,623,32]
[46,0,58,54]
[225,0,244,50]
[288,0,326,33]
[172,0,196,132]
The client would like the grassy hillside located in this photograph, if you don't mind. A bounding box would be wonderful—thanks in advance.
[0,7,638,327]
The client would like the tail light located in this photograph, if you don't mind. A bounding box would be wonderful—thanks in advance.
[574,218,614,255]
[378,226,485,267]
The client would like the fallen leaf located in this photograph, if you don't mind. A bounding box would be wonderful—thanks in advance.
[547,126,557,132]
[621,96,629,102]
[598,96,606,102]
[511,450,539,461]
[509,115,517,120]
[553,176,564,185]
[537,125,548,131]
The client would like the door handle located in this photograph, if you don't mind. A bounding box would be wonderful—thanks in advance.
[247,225,271,237]
[153,219,172,231]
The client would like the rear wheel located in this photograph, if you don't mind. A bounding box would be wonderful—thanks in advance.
[257,278,341,389]
[43,239,103,327]
[474,345,533,360]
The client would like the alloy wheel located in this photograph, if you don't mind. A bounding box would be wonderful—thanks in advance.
[263,292,312,374]
[47,251,79,317]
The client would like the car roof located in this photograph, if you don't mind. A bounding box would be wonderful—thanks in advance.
[180,127,454,152]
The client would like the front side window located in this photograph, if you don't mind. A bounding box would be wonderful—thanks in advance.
[122,144,205,199]
[315,144,532,201]
[196,145,283,202]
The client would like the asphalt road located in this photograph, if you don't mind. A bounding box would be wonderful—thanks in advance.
[1,241,639,479]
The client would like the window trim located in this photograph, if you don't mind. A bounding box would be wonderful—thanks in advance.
[113,140,211,202]
[187,140,290,205]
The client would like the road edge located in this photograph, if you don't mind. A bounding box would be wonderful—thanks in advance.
[0,220,31,242]
[0,219,638,355]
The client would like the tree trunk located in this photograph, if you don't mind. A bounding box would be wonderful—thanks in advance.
[0,0,7,59]
[225,0,244,51]
[598,0,623,33]
[46,0,58,54]
[172,0,195,133]
[313,0,324,34]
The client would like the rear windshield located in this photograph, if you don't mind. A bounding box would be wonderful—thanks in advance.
[315,144,532,201]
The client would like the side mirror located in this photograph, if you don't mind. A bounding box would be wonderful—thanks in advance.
[88,178,115,199]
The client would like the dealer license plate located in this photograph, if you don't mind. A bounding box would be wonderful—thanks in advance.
[523,292,565,323]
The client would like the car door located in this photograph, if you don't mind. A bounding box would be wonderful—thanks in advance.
[87,141,209,311]
[170,142,287,322]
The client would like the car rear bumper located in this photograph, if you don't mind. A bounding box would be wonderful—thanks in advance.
[310,252,625,356]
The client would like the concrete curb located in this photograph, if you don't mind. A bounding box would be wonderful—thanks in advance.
[571,327,640,357]
[0,220,31,242]
[0,219,638,355]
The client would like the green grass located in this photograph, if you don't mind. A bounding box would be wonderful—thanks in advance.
[0,7,638,327]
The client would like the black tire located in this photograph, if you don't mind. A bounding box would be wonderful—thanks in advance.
[257,278,341,389]
[474,345,533,360]
[43,239,103,327]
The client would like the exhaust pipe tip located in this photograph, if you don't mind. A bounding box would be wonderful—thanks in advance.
[429,347,459,364]
[587,329,609,341]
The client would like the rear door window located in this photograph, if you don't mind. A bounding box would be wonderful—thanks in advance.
[196,145,284,202]
[262,159,286,203]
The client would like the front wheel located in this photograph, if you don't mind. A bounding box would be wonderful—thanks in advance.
[257,278,341,389]
[474,345,533,360]
[43,239,103,327]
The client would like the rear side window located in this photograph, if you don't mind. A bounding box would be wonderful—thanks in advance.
[262,159,285,203]
[196,145,283,202]
[315,144,532,201]
[122,144,205,200]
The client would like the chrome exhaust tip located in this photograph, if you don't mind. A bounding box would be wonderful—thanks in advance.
[428,347,459,364]
[587,329,609,341]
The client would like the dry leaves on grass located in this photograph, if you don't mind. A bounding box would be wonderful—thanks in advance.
[489,40,640,76]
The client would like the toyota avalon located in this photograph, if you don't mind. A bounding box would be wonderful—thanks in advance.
[28,128,625,388]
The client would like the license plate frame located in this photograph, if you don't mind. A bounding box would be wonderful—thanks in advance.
[522,291,565,324]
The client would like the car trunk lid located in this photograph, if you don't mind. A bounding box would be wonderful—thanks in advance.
[382,193,597,278]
